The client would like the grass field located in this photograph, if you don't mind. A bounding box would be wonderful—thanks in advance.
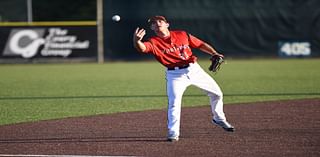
[0,59,320,126]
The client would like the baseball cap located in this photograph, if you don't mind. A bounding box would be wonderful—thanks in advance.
[147,15,167,24]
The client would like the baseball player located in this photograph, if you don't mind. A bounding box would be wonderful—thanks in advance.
[133,15,234,142]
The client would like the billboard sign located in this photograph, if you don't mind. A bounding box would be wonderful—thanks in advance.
[0,26,97,60]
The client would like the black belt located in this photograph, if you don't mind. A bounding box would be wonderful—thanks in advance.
[167,64,190,70]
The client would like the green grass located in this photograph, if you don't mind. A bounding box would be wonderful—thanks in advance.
[0,59,320,125]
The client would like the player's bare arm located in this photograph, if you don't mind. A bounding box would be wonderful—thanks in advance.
[199,42,224,57]
[133,27,147,52]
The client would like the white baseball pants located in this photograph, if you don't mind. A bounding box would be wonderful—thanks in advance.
[165,62,226,137]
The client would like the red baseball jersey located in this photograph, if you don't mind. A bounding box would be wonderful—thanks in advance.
[142,30,204,68]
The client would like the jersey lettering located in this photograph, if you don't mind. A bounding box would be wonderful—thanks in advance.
[143,30,204,68]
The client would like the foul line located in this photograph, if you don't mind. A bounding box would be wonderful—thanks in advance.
[0,155,136,157]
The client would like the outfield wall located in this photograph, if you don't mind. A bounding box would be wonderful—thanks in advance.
[0,0,319,63]
[104,0,320,59]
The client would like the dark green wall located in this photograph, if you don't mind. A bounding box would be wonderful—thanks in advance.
[103,0,320,59]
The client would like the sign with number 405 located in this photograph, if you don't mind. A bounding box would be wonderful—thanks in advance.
[278,41,311,57]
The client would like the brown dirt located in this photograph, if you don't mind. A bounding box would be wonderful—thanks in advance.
[0,98,319,157]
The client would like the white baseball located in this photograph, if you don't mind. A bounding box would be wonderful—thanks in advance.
[112,15,121,22]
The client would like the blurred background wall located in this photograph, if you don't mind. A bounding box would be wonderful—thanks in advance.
[0,0,319,63]
[104,0,320,59]
[0,0,96,22]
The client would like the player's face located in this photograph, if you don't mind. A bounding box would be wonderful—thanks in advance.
[150,20,169,32]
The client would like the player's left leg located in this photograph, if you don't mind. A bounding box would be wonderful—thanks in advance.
[188,62,226,121]
[188,62,234,131]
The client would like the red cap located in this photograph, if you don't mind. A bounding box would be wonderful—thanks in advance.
[147,15,167,24]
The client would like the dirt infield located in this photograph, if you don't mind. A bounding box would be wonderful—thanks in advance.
[0,98,319,157]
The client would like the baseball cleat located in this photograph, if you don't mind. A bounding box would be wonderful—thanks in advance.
[212,119,235,132]
[167,136,179,142]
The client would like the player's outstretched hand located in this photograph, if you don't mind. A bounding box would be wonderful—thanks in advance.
[133,27,146,42]
[133,27,147,52]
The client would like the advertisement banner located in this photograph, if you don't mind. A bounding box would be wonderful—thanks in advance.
[0,26,97,61]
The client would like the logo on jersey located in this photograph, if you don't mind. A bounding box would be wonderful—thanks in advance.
[162,45,190,54]
[162,45,191,60]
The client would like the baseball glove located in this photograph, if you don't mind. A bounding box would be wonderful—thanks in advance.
[208,55,224,72]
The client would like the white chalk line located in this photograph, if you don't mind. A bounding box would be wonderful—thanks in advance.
[0,155,136,157]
